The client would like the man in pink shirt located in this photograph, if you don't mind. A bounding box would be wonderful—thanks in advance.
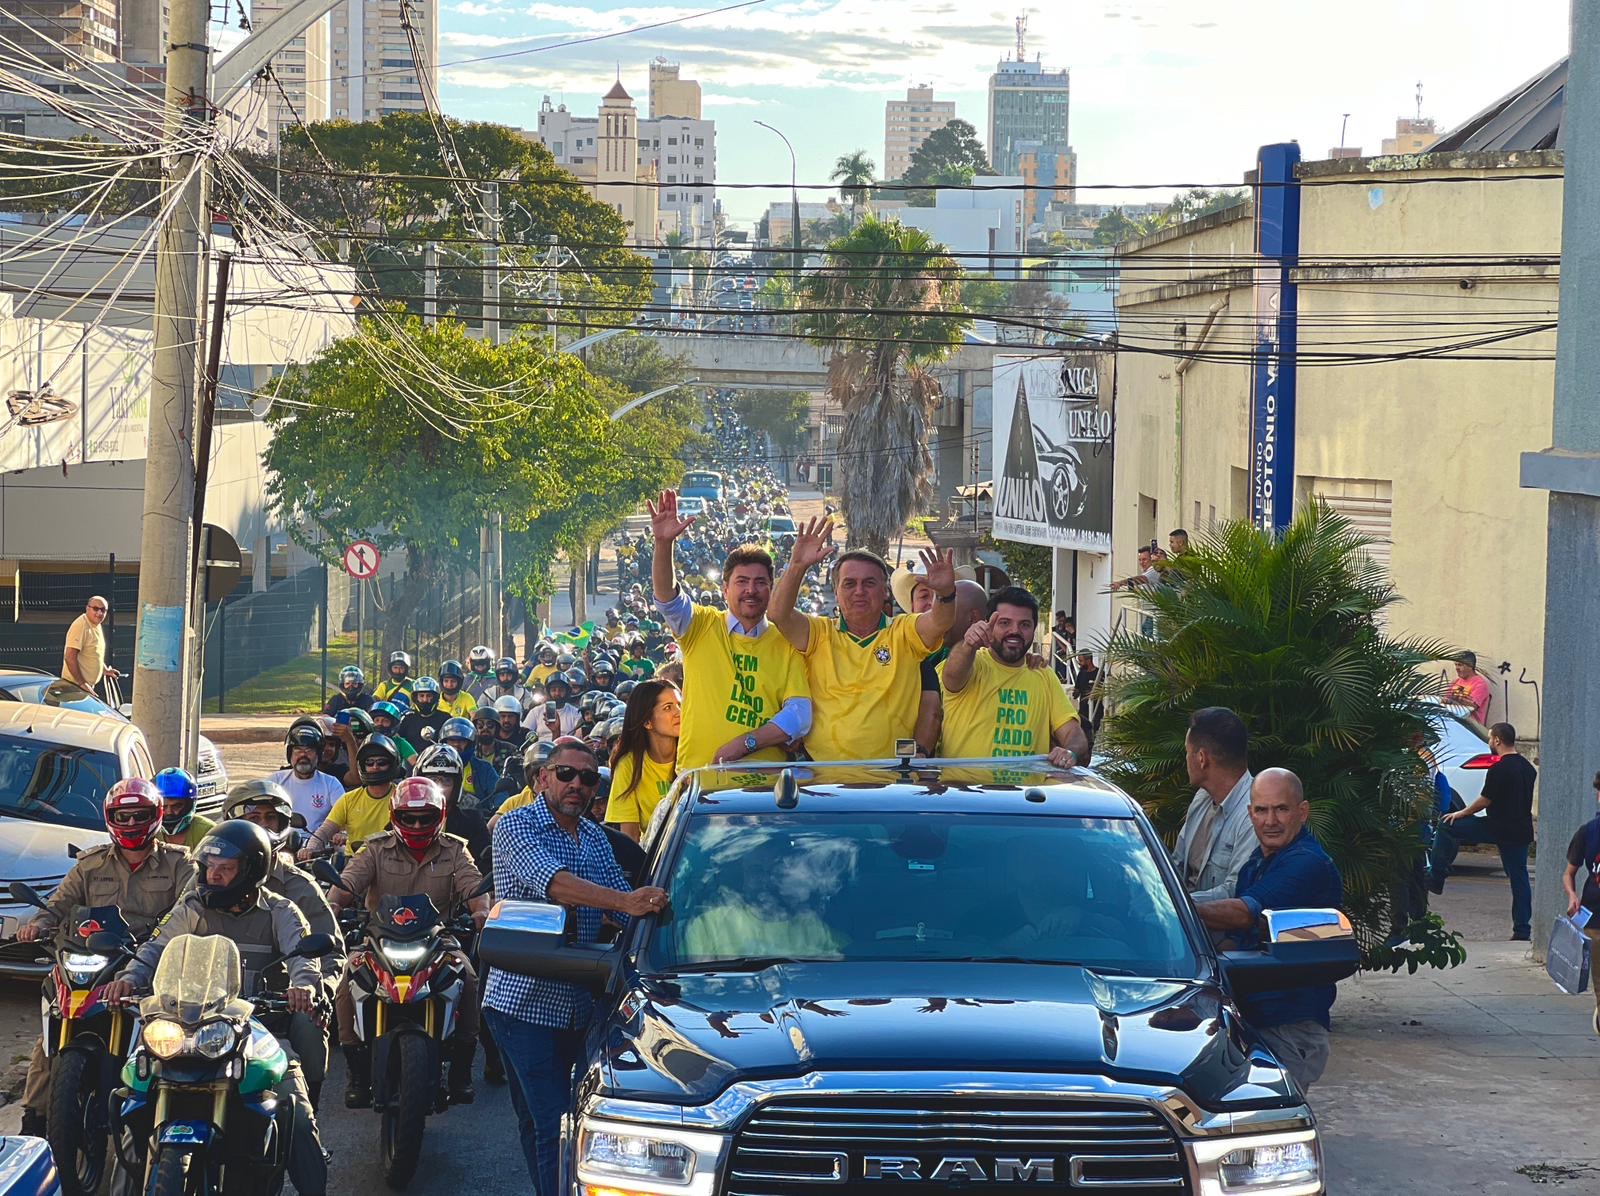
[1443,651,1491,725]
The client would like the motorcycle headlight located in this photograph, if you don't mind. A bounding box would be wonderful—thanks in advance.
[62,951,108,972]
[143,1018,187,1060]
[577,1119,724,1196]
[1190,1130,1321,1193]
[193,1020,237,1060]
[379,941,431,970]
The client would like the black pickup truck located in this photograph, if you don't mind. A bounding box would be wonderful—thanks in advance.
[483,759,1357,1196]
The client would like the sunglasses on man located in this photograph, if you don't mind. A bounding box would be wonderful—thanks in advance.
[550,764,601,786]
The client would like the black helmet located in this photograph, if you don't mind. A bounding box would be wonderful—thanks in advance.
[344,708,375,739]
[439,660,464,690]
[194,820,273,910]
[412,676,441,713]
[580,691,599,715]
[615,679,637,699]
[285,718,324,763]
[223,780,295,850]
[496,656,519,683]
[356,734,402,785]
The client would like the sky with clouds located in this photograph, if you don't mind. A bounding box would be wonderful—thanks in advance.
[425,0,1572,228]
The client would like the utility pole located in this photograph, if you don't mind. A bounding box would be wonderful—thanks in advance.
[483,181,502,346]
[480,183,505,652]
[1521,0,1600,956]
[423,241,438,326]
[132,0,211,769]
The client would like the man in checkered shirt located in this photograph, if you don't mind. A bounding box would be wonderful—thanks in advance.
[485,739,668,1195]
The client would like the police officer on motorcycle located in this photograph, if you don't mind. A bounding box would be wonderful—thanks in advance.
[13,781,196,1138]
[105,821,331,1196]
[328,779,488,1108]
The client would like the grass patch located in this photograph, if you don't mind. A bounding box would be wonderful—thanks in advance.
[202,633,357,715]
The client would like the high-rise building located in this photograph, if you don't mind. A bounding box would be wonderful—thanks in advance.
[252,3,331,139]
[535,65,716,242]
[1382,116,1440,155]
[884,85,956,181]
[527,84,658,236]
[120,0,167,66]
[1015,141,1075,227]
[327,0,436,123]
[987,17,1069,177]
[648,58,701,119]
[4,0,121,68]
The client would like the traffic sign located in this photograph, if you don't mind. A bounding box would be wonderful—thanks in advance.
[201,524,242,604]
[343,540,381,581]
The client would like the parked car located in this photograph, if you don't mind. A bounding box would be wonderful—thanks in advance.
[0,703,156,977]
[0,666,227,809]
[676,496,707,518]
[482,757,1357,1196]
[1424,699,1495,815]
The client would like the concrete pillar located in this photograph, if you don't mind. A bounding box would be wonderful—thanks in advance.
[1519,0,1600,955]
[1076,552,1112,655]
[253,535,269,592]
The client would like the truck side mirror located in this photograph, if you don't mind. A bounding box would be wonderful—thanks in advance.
[1220,909,1359,997]
[477,900,619,993]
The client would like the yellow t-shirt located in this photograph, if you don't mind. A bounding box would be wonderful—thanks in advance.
[937,650,1077,758]
[327,786,395,850]
[676,605,810,772]
[525,663,559,689]
[801,613,935,761]
[495,787,536,817]
[607,751,677,831]
[64,614,106,687]
[436,691,475,718]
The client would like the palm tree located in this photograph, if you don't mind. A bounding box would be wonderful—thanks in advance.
[1097,503,1464,967]
[830,150,877,225]
[798,217,971,555]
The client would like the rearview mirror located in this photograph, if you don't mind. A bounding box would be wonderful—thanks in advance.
[293,933,336,959]
[311,859,347,890]
[83,930,129,955]
[478,900,618,993]
[1220,908,1359,997]
[9,881,46,910]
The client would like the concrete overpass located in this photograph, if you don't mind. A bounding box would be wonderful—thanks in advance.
[631,330,1003,390]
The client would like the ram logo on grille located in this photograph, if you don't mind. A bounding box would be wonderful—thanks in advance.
[862,1156,1057,1182]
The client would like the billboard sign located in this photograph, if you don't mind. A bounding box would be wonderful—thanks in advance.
[991,352,1115,553]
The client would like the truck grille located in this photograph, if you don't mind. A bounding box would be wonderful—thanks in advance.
[728,1096,1190,1195]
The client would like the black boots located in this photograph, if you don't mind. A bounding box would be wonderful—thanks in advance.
[19,1108,45,1138]
[343,1045,371,1109]
[447,1039,476,1105]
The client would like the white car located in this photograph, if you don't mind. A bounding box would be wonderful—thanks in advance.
[0,703,154,977]
[1425,700,1495,815]
[676,496,707,517]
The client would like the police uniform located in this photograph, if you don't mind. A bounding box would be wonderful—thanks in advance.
[119,889,328,1196]
[333,829,483,1047]
[19,841,196,1115]
[265,853,346,1091]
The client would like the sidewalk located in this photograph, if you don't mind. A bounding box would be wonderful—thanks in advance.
[1317,875,1599,1193]
[200,712,290,744]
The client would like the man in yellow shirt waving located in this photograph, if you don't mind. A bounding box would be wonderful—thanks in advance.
[648,490,812,770]
[768,516,958,760]
[939,586,1089,765]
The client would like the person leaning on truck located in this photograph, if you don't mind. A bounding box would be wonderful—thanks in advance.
[1195,768,1344,1092]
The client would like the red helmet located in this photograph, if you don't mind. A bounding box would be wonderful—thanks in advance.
[103,778,162,850]
[389,777,446,850]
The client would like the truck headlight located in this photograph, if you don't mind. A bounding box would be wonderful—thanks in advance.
[1190,1130,1321,1194]
[576,1119,725,1196]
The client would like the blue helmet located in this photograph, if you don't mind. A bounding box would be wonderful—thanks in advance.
[439,717,474,745]
[155,767,198,835]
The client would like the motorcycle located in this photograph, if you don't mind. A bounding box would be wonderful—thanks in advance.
[110,930,334,1196]
[317,864,490,1189]
[9,882,138,1196]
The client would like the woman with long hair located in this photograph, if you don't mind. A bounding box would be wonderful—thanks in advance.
[608,679,682,842]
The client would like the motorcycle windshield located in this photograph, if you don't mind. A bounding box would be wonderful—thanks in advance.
[374,894,443,939]
[147,934,242,1024]
[65,904,131,947]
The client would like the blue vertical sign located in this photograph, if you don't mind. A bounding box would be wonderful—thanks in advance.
[1250,142,1301,534]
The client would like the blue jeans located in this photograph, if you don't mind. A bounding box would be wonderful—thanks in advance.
[482,1007,582,1196]
[1429,816,1532,937]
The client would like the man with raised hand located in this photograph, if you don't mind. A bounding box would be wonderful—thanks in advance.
[648,489,811,769]
[768,515,957,760]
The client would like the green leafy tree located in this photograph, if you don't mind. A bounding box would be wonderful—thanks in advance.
[1092,207,1139,246]
[1096,504,1464,967]
[233,113,652,332]
[262,318,694,654]
[888,120,992,205]
[798,217,971,555]
[830,150,876,224]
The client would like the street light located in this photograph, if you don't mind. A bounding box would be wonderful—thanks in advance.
[755,120,801,287]
[610,380,701,422]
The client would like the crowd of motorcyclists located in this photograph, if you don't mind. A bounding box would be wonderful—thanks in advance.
[7,402,790,1196]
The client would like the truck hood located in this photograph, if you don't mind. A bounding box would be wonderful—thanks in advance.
[591,962,1293,1112]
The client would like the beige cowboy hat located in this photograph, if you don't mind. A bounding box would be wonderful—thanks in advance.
[890,559,977,615]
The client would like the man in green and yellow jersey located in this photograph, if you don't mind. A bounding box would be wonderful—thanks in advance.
[648,490,812,770]
[938,585,1088,765]
[769,516,958,760]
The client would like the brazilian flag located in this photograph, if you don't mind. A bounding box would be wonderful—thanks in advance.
[555,622,594,650]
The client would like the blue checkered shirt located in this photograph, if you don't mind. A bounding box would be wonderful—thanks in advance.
[485,796,630,1029]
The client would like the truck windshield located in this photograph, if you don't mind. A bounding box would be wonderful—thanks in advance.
[0,734,122,830]
[648,812,1196,976]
